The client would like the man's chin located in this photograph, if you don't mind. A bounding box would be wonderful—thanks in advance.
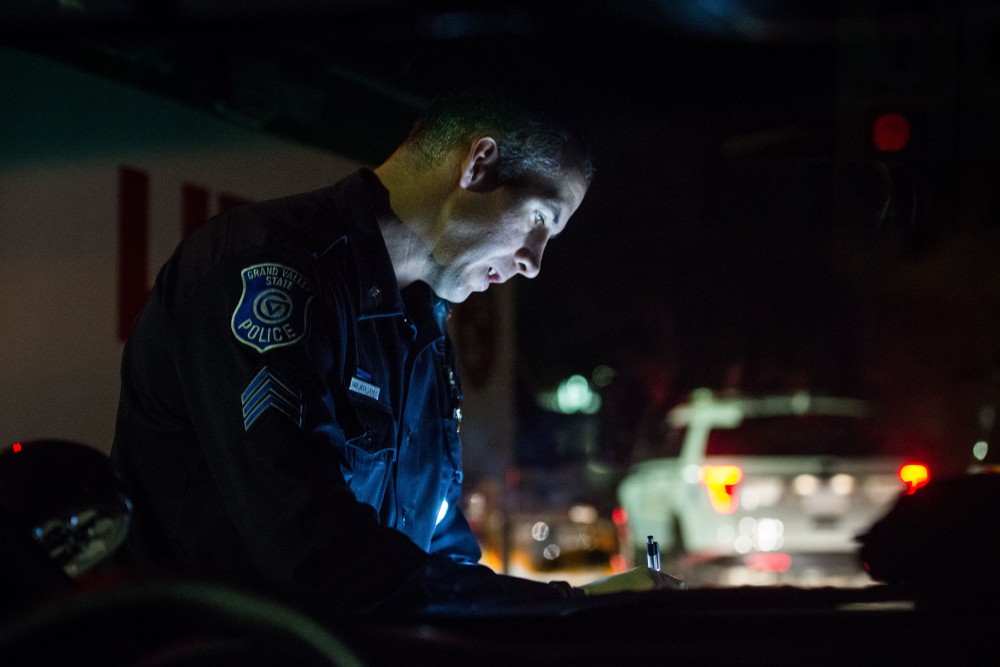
[429,274,483,303]
[434,285,475,304]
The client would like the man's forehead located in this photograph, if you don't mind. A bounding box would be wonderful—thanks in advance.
[523,167,588,198]
[551,169,589,209]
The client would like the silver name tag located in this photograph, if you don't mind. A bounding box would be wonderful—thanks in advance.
[349,376,381,401]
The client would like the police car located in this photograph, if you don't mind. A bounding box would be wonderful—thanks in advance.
[616,388,930,587]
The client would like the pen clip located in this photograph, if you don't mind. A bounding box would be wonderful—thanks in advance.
[646,535,661,572]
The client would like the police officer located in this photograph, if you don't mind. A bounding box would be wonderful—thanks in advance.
[112,88,677,618]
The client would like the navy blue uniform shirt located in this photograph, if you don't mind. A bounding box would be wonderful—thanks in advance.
[112,170,575,616]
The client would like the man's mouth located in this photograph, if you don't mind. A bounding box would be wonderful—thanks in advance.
[487,266,500,283]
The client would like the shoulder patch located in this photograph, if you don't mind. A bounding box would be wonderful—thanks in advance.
[231,262,314,353]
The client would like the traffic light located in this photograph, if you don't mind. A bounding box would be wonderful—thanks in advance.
[872,112,911,153]
[869,107,923,159]
[865,107,925,238]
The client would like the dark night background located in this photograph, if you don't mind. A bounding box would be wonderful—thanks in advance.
[6,0,1000,475]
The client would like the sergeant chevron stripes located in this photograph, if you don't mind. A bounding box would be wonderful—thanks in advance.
[241,366,303,431]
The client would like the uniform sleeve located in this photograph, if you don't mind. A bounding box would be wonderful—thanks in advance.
[162,253,429,616]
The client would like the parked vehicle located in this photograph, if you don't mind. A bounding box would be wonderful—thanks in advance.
[616,389,929,587]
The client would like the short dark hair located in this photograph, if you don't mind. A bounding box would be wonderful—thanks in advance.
[404,87,594,186]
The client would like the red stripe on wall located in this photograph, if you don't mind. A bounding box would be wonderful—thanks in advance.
[118,167,149,341]
[182,183,210,237]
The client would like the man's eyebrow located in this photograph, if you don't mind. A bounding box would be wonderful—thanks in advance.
[543,202,562,230]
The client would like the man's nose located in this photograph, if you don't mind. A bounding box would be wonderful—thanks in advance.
[515,231,548,278]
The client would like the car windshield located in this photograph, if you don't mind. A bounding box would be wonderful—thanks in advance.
[702,415,880,457]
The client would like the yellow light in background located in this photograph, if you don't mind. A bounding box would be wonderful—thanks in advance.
[701,464,743,514]
[898,463,930,494]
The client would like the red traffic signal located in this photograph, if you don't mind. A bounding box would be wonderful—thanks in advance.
[872,112,911,153]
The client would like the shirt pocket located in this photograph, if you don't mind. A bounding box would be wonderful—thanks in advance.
[340,395,397,511]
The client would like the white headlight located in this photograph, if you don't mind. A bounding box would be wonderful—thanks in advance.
[793,474,820,495]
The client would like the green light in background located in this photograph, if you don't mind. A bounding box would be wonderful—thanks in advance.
[973,440,989,461]
[554,374,601,415]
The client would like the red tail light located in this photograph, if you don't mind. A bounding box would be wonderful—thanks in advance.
[701,464,743,514]
[898,463,930,494]
[610,506,633,571]
[745,552,792,573]
[611,506,628,526]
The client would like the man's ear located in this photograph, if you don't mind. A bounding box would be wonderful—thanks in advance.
[459,137,500,192]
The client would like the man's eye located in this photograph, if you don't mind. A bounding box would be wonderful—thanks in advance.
[532,211,545,227]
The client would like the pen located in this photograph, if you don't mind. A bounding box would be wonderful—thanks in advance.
[646,535,661,572]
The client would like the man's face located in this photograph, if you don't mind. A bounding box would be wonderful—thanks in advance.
[425,168,588,303]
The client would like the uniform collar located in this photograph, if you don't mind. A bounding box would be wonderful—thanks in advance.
[301,169,451,332]
[313,169,405,319]
[402,281,452,345]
